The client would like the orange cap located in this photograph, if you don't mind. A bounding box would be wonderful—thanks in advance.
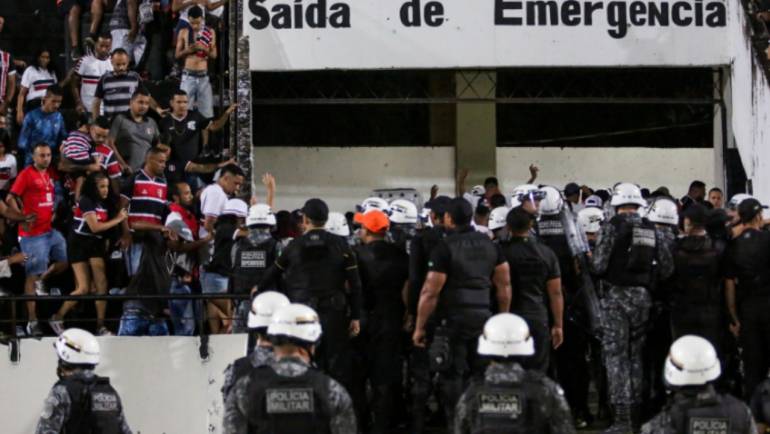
[354,210,390,234]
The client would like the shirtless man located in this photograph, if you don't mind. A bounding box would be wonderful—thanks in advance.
[175,6,217,118]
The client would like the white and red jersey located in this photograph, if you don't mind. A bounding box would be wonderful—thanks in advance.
[75,54,113,113]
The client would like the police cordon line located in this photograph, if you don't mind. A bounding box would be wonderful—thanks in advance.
[30,181,770,434]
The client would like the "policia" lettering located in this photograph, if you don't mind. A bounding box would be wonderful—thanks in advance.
[494,0,726,38]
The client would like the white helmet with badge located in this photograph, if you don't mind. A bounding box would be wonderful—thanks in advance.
[248,291,291,330]
[325,212,351,237]
[55,328,100,366]
[610,182,647,208]
[664,335,721,387]
[246,204,277,227]
[477,313,535,357]
[390,199,419,224]
[268,303,323,346]
[645,197,679,226]
[538,186,564,216]
[577,207,605,234]
[488,207,510,231]
[360,197,391,215]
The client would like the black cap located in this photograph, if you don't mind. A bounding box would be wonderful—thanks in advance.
[301,198,329,222]
[564,182,580,197]
[738,198,766,223]
[426,195,451,215]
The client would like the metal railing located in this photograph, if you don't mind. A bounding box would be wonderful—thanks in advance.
[0,292,252,363]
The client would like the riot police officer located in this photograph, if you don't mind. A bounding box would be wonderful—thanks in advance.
[412,198,512,431]
[488,206,509,241]
[222,291,290,404]
[388,198,419,254]
[725,198,770,401]
[641,335,756,434]
[353,209,410,434]
[258,198,363,401]
[407,194,449,433]
[454,313,576,434]
[36,328,132,434]
[500,206,563,373]
[232,204,282,333]
[223,303,357,434]
[591,183,674,434]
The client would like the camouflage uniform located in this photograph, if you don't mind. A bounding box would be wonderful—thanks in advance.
[222,356,357,434]
[221,345,274,402]
[641,386,757,434]
[35,370,132,434]
[454,362,576,434]
[591,214,674,405]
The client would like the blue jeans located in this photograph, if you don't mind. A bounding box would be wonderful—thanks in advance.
[118,310,169,336]
[20,230,67,276]
[201,270,229,294]
[180,71,213,118]
[124,243,143,276]
[169,278,196,336]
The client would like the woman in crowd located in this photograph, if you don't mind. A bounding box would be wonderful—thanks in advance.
[16,48,58,124]
[49,172,127,336]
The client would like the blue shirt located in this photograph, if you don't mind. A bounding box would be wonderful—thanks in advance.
[18,108,66,166]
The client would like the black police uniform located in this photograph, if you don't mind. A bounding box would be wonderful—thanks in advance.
[499,235,561,373]
[230,229,282,333]
[428,225,507,429]
[537,214,592,420]
[36,370,131,434]
[670,235,726,354]
[725,227,770,400]
[259,228,362,397]
[353,239,409,434]
[641,385,756,434]
[407,225,445,433]
[750,377,770,431]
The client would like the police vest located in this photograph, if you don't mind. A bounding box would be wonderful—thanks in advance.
[284,231,348,301]
[440,230,499,313]
[232,236,278,294]
[58,375,121,434]
[468,373,550,434]
[605,215,657,287]
[246,364,332,434]
[673,236,723,307]
[667,388,752,434]
[537,216,578,291]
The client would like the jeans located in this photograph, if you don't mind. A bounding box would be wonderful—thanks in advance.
[124,242,144,276]
[232,299,250,334]
[118,310,169,336]
[180,71,213,118]
[201,270,229,294]
[169,278,196,336]
[111,28,148,65]
[20,230,67,276]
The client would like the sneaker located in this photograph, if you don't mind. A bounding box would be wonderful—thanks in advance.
[97,326,114,336]
[49,316,65,336]
[70,46,83,62]
[26,321,42,337]
[34,280,48,296]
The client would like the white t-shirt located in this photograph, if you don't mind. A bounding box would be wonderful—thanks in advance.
[0,153,17,191]
[76,55,113,114]
[199,182,227,238]
[20,67,57,102]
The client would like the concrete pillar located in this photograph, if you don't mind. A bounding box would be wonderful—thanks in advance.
[454,71,497,193]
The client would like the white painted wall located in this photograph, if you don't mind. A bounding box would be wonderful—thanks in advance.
[729,0,770,205]
[0,336,247,434]
[253,146,714,211]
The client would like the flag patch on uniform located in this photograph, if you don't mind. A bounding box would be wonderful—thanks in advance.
[478,392,521,418]
[266,388,314,413]
[689,417,729,434]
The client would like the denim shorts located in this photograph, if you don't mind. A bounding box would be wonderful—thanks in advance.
[201,270,229,294]
[20,230,67,276]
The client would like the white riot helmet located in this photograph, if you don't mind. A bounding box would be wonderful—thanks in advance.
[510,184,542,208]
[246,204,276,227]
[488,207,510,231]
[325,212,350,237]
[477,313,535,357]
[664,335,721,387]
[267,303,323,346]
[390,199,419,225]
[577,207,605,234]
[360,197,391,215]
[470,185,486,197]
[727,193,753,210]
[538,186,564,216]
[610,182,647,208]
[55,328,100,366]
[645,197,679,226]
[247,291,291,330]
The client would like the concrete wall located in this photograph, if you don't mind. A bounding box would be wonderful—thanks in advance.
[0,336,247,434]
[253,146,714,211]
